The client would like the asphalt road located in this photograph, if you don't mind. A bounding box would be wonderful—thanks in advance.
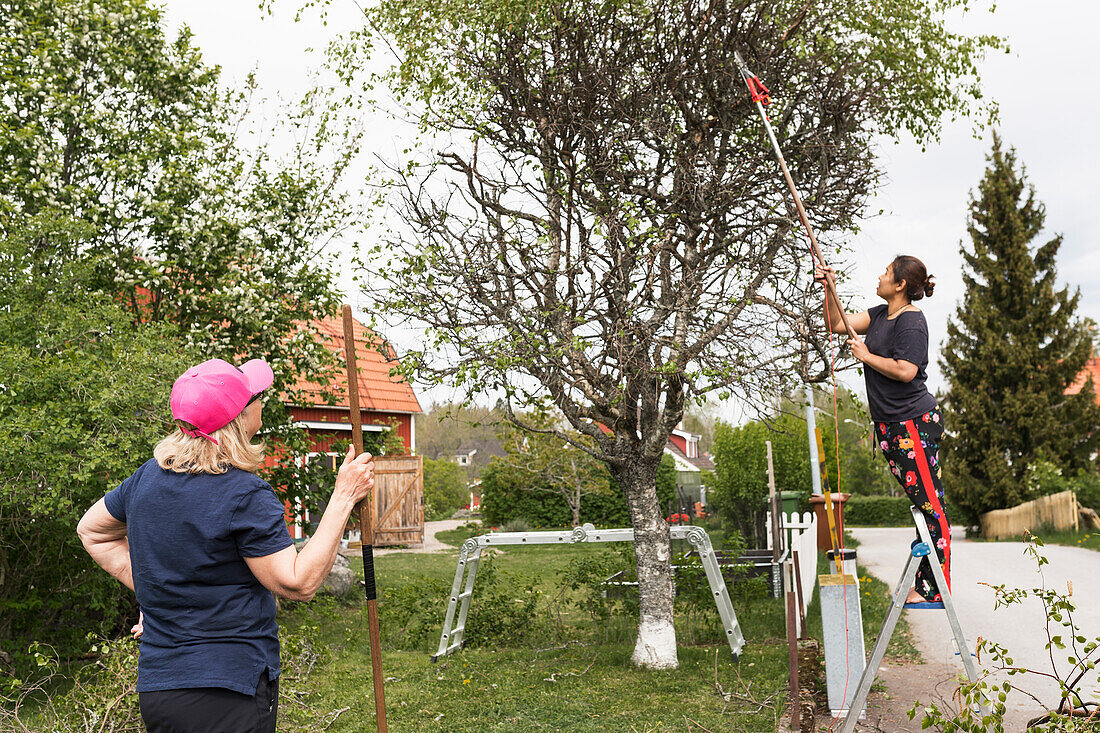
[849,526,1100,729]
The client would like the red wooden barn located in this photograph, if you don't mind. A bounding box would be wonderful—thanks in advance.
[271,315,423,539]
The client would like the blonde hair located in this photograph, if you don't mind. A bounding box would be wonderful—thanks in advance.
[154,411,265,474]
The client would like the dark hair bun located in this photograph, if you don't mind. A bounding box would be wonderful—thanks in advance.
[923,275,935,299]
[891,255,932,301]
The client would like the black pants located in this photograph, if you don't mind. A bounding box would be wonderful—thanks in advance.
[139,674,278,733]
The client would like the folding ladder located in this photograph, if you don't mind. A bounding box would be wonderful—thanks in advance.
[431,523,747,661]
[838,506,985,733]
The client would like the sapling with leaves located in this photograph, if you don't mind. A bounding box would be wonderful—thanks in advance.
[909,533,1100,732]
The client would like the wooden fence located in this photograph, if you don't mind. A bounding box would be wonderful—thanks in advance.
[979,489,1079,540]
[370,454,424,547]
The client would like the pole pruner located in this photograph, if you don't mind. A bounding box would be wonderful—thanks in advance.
[733,51,858,342]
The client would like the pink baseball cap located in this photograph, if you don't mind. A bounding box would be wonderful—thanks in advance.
[170,358,274,443]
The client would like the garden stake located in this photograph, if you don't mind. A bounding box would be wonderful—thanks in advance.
[786,589,800,729]
[342,304,388,732]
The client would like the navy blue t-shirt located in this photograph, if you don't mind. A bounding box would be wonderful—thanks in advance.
[862,304,938,423]
[104,459,292,695]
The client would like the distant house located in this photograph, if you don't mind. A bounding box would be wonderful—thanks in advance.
[451,446,478,467]
[664,427,715,512]
[1067,356,1100,405]
[445,437,505,478]
[273,315,423,539]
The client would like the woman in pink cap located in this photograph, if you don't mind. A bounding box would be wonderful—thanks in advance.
[77,358,375,732]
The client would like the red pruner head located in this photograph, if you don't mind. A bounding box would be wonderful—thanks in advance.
[747,77,770,106]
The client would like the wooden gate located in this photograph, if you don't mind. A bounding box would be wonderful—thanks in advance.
[370,454,424,547]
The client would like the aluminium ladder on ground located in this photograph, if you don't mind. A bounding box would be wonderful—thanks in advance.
[431,523,748,662]
[837,506,986,733]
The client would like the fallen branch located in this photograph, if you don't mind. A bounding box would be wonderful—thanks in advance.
[543,653,598,682]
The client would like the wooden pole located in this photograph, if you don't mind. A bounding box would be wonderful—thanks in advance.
[792,550,808,640]
[787,589,800,730]
[766,441,781,563]
[343,304,388,733]
[733,52,858,341]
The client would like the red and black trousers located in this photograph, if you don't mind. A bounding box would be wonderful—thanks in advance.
[875,407,950,602]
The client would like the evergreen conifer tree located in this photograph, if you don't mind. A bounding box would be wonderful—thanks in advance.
[941,135,1100,523]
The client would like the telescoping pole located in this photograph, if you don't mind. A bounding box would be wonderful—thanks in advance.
[342,304,388,732]
[732,51,858,342]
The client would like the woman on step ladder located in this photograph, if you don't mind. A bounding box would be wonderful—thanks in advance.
[815,256,949,606]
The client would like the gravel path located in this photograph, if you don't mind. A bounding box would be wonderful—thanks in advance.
[844,526,1100,731]
[343,518,477,557]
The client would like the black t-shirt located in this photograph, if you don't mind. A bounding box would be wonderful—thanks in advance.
[862,304,938,423]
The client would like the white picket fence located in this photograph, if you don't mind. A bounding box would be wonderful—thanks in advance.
[767,510,818,636]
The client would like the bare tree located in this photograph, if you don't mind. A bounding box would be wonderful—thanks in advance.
[337,0,1000,668]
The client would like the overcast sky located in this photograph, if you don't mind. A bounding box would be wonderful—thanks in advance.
[161,0,1099,420]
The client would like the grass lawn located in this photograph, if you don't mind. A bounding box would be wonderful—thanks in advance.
[971,528,1100,551]
[6,523,919,732]
[274,525,792,732]
[1047,529,1100,550]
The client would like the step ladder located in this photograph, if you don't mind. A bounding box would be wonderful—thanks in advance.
[838,506,985,732]
[431,523,747,662]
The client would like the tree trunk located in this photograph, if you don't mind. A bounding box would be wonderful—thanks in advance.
[611,454,678,669]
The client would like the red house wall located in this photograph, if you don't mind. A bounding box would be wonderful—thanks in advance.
[288,406,413,453]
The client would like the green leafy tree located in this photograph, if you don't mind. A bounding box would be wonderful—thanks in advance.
[710,387,895,540]
[711,413,819,543]
[0,213,192,661]
[941,136,1100,524]
[494,411,615,527]
[1,0,364,505]
[330,0,1001,667]
[423,457,470,520]
[480,450,676,528]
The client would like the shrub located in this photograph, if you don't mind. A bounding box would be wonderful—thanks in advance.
[378,574,450,650]
[502,517,531,533]
[463,559,544,648]
[480,454,677,527]
[1027,460,1100,512]
[423,457,470,520]
[844,496,915,526]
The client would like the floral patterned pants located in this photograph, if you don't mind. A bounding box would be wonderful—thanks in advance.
[875,407,950,602]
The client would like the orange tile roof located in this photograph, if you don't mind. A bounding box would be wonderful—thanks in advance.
[1067,356,1100,404]
[286,316,423,414]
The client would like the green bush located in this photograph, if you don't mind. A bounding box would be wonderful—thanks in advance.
[502,517,531,533]
[0,216,193,669]
[1075,471,1100,512]
[844,496,915,526]
[1027,460,1100,512]
[378,574,450,649]
[463,558,544,648]
[844,495,962,527]
[423,457,470,520]
[480,454,677,528]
